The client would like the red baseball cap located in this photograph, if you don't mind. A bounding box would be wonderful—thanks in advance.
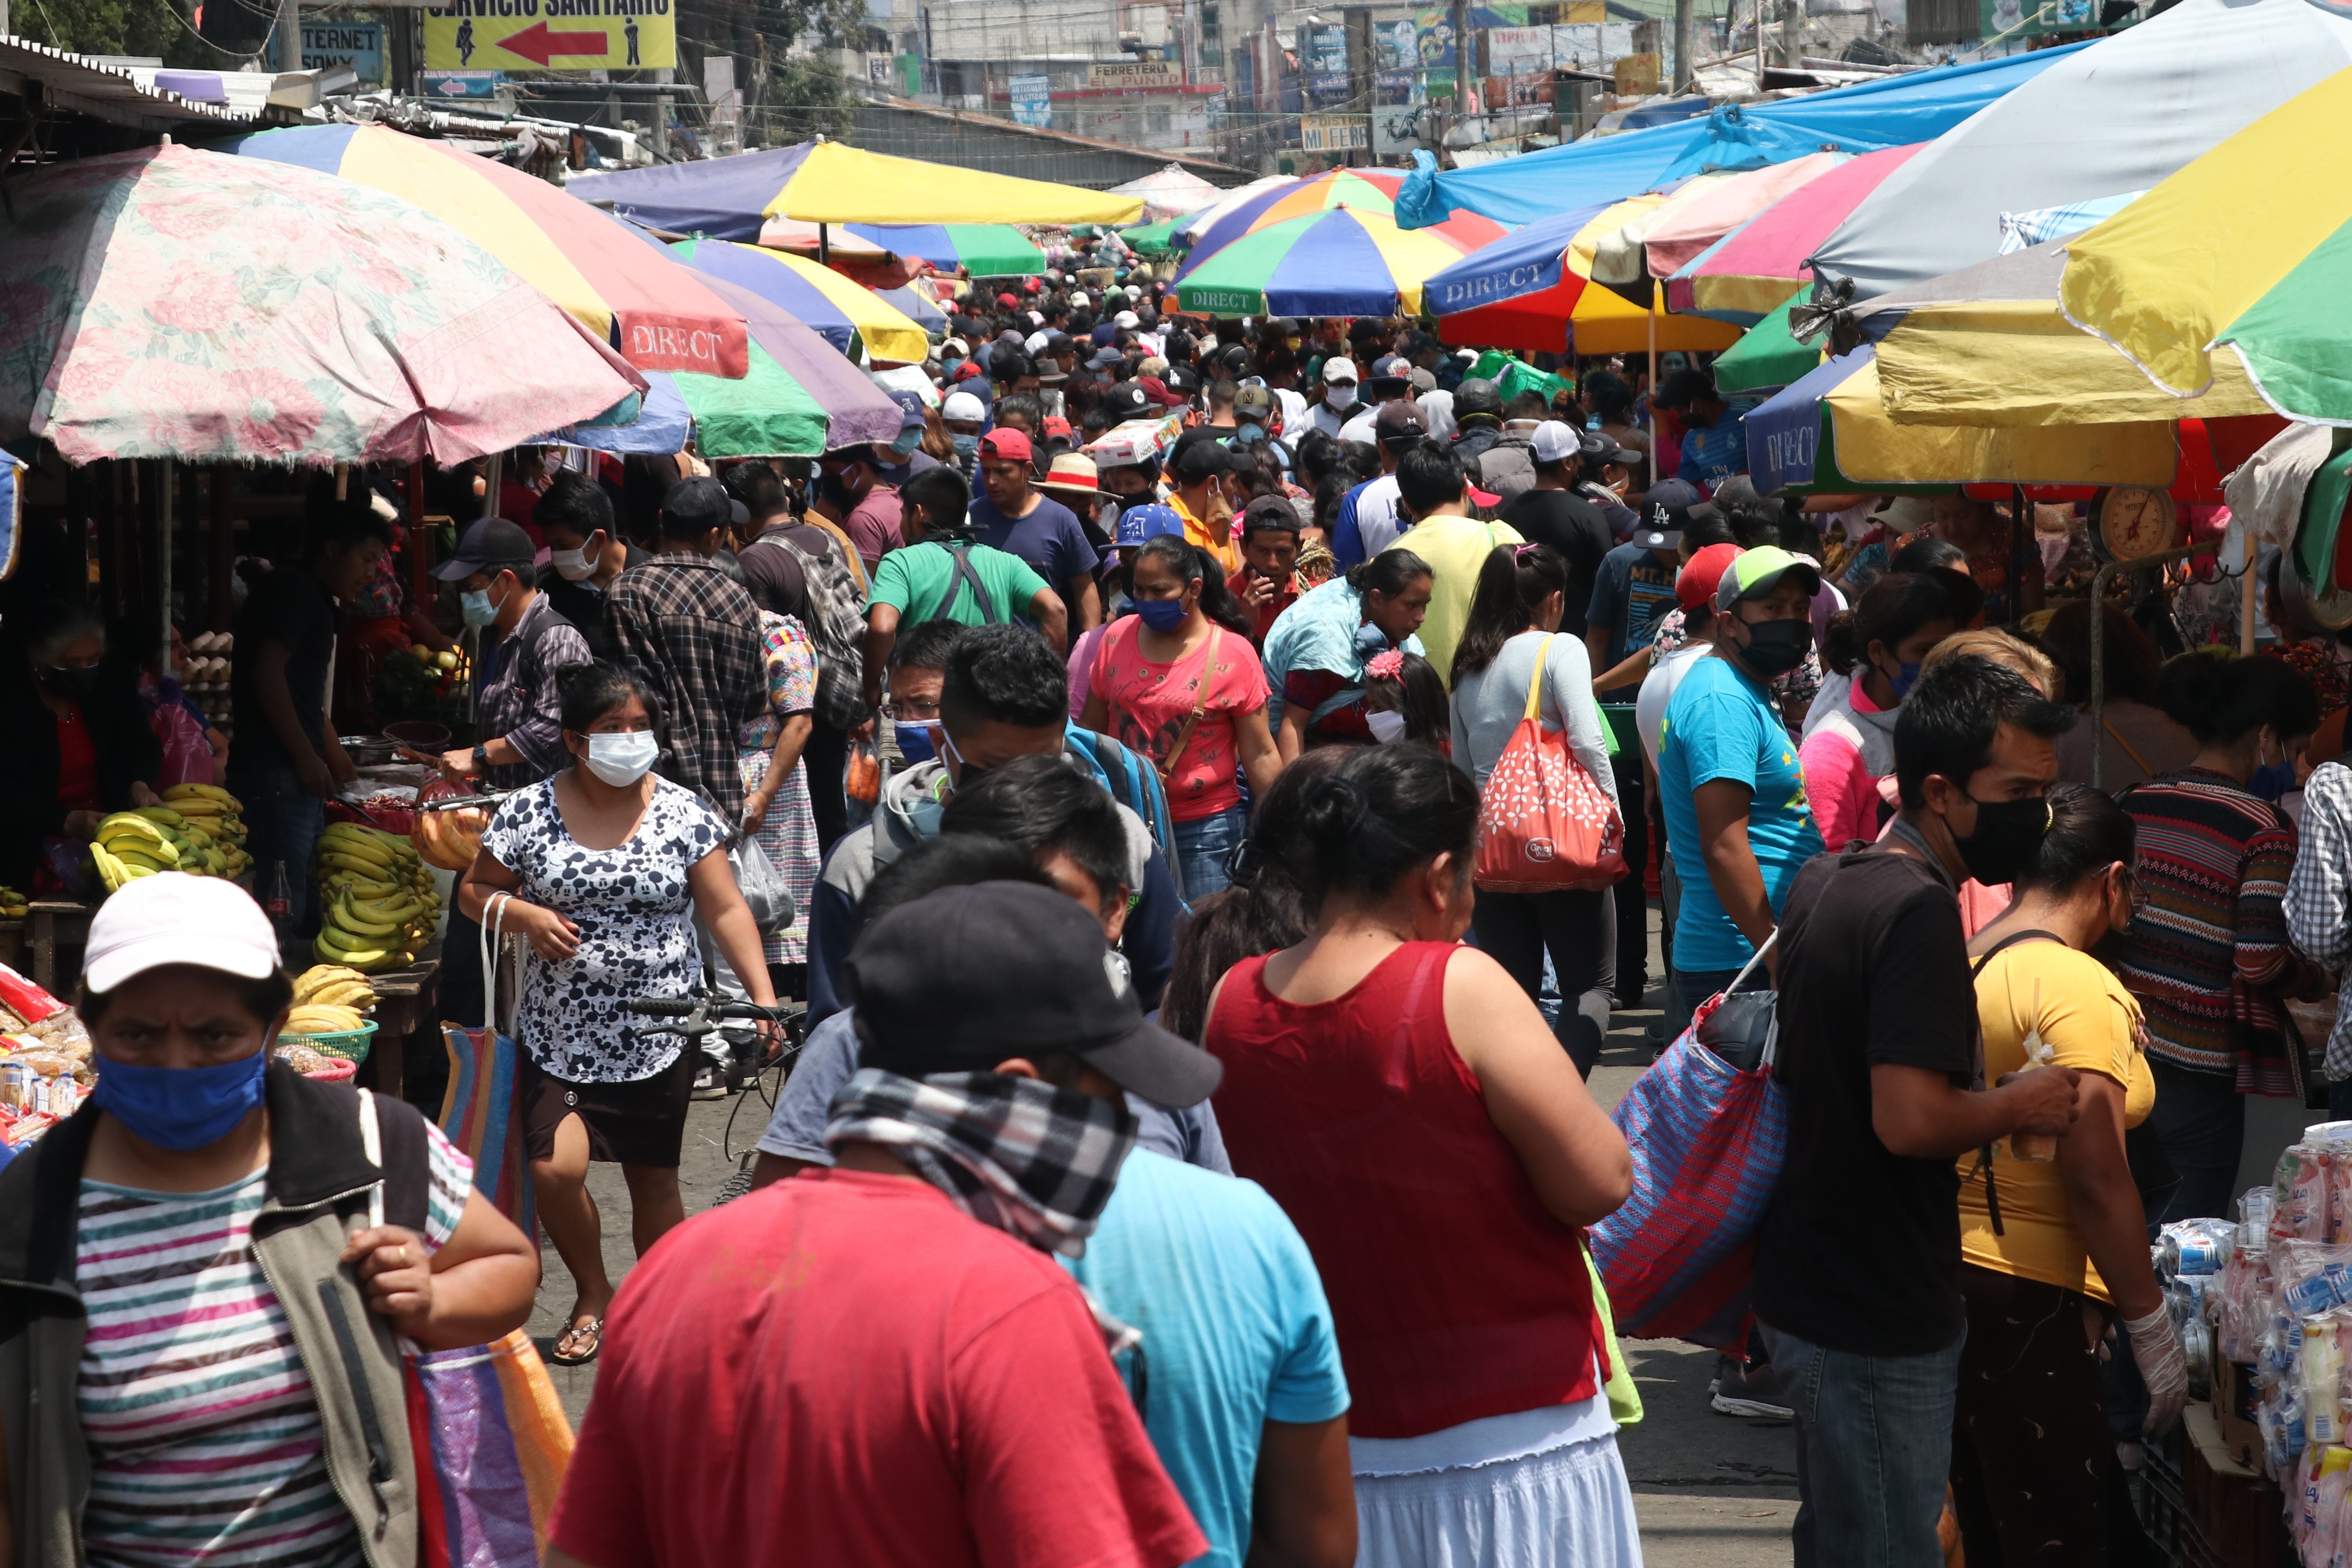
[1677,543,1743,611]
[1042,414,1073,439]
[980,428,1033,464]
[1023,277,1042,293]
[996,291,1019,308]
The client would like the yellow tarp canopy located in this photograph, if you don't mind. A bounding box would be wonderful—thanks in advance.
[1825,355,2177,486]
[764,142,1144,226]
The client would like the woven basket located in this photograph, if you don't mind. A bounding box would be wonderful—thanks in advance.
[278,1019,377,1064]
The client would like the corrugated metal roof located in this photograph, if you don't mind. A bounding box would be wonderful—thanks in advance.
[0,34,264,130]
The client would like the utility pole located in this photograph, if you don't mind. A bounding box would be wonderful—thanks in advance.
[277,0,301,72]
[1673,0,1694,91]
[1779,0,1800,67]
[1450,0,1469,142]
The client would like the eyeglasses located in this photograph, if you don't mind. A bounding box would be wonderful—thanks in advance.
[883,698,940,722]
[2115,867,2149,914]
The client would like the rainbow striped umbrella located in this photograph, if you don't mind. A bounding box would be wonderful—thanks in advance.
[1425,196,1743,356]
[1173,169,1505,283]
[666,238,930,364]
[1665,143,1924,324]
[1172,206,1493,319]
[214,124,749,380]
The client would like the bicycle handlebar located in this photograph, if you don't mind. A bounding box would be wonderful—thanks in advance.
[625,995,793,1022]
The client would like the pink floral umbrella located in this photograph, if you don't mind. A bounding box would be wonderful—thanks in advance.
[0,143,647,465]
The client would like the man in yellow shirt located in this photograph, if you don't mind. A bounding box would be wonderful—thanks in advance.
[1382,440,1523,685]
[1164,428,1244,578]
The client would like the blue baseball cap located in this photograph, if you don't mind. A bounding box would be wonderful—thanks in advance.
[884,389,928,430]
[1113,503,1186,549]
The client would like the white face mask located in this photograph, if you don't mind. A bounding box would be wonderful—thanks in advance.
[551,534,601,583]
[1326,383,1359,412]
[581,729,659,786]
[1366,709,1409,744]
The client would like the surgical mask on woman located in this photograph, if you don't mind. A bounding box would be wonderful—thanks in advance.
[1135,598,1188,633]
[1366,709,1409,744]
[581,730,659,786]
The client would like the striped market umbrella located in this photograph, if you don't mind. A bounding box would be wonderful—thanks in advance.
[1174,169,1504,284]
[1425,197,1742,356]
[2056,67,2352,421]
[1665,143,1924,324]
[1172,206,1495,319]
[666,238,930,364]
[214,124,749,381]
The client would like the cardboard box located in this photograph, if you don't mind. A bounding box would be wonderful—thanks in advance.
[2183,1402,2285,1568]
[2212,1359,2263,1473]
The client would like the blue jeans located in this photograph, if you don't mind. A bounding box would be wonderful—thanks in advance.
[1760,1319,1966,1568]
[1668,964,1744,1045]
[226,758,325,932]
[2147,1058,2246,1227]
[1171,807,1247,905]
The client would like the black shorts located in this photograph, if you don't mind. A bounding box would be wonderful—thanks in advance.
[519,1048,696,1168]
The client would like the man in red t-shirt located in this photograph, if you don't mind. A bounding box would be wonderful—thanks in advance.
[547,882,1220,1568]
[1227,495,1304,645]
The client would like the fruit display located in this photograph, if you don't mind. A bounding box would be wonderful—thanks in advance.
[284,963,379,1035]
[87,786,251,893]
[312,822,440,973]
[412,776,493,872]
[0,888,27,920]
[377,641,470,726]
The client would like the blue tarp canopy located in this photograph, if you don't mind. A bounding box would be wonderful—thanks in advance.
[1395,44,2086,231]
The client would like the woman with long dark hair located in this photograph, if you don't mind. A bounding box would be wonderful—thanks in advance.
[1448,542,1619,1072]
[1204,746,1637,1568]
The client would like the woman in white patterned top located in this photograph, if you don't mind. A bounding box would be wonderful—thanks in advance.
[0,871,538,1568]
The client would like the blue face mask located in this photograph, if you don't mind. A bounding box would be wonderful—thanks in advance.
[1354,621,1392,660]
[93,1051,267,1151]
[1888,659,1923,700]
[1135,597,1188,633]
[459,588,498,628]
[951,434,980,459]
[895,721,937,764]
[892,427,924,456]
[2250,761,2297,802]
[941,356,964,377]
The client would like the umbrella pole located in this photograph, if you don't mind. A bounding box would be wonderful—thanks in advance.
[1648,279,1660,490]
[819,223,830,267]
[407,461,429,615]
[157,459,173,687]
[2243,549,2259,655]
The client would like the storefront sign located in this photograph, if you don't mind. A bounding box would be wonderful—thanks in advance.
[1009,73,1052,125]
[1087,59,1185,90]
[1300,113,1369,153]
[301,21,383,82]
[424,1,676,72]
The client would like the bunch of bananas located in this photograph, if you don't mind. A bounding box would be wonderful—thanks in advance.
[313,824,439,973]
[83,786,254,894]
[0,887,26,920]
[283,965,378,1036]
[87,789,249,892]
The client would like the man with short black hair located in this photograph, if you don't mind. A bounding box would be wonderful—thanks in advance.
[536,470,632,661]
[1229,495,1303,643]
[604,476,767,824]
[547,882,1213,1568]
[807,624,1182,1025]
[1166,429,1243,576]
[865,467,1065,706]
[1499,423,1613,637]
[1383,440,1523,683]
[1757,654,2084,1568]
[1653,368,1748,494]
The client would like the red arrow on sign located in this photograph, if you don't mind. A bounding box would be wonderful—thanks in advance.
[495,21,609,64]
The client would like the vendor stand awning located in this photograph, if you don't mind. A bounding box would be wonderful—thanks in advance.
[568,142,1141,239]
[215,124,750,381]
[1106,164,1224,224]
[1425,199,1742,355]
[1620,154,1849,286]
[667,239,930,365]
[0,144,645,465]
[1807,0,2352,300]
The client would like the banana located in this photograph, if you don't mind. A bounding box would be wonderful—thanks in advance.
[293,965,370,1002]
[318,839,392,871]
[164,784,238,807]
[131,805,187,828]
[103,837,178,870]
[331,907,400,940]
[110,851,170,875]
[162,798,224,818]
[97,814,169,849]
[286,1006,365,1034]
[350,895,422,923]
[89,844,125,893]
[311,983,378,1012]
[318,852,394,879]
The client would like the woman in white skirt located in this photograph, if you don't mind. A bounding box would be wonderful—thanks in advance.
[1203,744,1645,1568]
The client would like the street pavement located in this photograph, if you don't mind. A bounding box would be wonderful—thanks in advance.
[526,911,1798,1567]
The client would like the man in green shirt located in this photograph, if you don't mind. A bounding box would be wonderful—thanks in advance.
[864,466,1071,712]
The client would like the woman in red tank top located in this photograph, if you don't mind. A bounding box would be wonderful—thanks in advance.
[1204,744,1641,1568]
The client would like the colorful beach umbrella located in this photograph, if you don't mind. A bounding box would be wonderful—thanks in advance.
[2057,67,2352,422]
[0,144,644,465]
[1623,153,1849,284]
[1711,298,1819,395]
[836,224,1044,278]
[1424,198,1742,356]
[1171,206,1494,319]
[1174,169,1504,283]
[568,142,1140,240]
[874,283,949,335]
[1178,174,1295,246]
[666,238,929,365]
[692,274,903,454]
[214,124,748,381]
[1665,143,1924,323]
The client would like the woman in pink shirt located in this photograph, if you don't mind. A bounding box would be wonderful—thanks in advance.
[1797,572,1969,850]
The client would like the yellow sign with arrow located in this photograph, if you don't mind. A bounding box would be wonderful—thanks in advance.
[423,1,675,71]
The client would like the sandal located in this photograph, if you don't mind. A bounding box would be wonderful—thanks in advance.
[549,1317,603,1366]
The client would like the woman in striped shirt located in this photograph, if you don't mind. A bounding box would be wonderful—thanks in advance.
[0,872,539,1568]
[2118,652,2326,1225]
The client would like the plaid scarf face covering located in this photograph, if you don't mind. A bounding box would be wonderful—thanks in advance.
[824,1067,1139,1259]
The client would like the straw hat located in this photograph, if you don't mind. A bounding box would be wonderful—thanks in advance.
[1038,452,1100,502]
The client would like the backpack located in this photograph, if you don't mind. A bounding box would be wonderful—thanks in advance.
[930,540,1002,625]
[746,529,868,730]
[1062,723,1179,883]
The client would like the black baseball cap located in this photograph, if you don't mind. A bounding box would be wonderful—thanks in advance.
[1373,399,1429,448]
[845,881,1223,1107]
[660,475,749,536]
[1579,429,1642,466]
[432,517,536,581]
[1101,382,1155,421]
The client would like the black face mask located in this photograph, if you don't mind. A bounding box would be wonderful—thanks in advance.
[38,664,102,700]
[1954,793,2051,887]
[1733,617,1811,678]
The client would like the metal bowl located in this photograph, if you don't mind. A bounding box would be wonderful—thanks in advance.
[340,735,400,768]
[382,719,452,754]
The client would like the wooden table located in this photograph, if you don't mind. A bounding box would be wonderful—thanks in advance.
[25,902,94,996]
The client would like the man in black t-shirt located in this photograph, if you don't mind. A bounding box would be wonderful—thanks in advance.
[1497,422,1612,636]
[1754,654,2081,1568]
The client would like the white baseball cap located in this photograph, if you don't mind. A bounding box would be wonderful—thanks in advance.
[942,390,986,422]
[1115,309,1141,329]
[943,336,971,357]
[84,872,279,994]
[1531,420,1581,464]
[1025,330,1052,354]
[1322,357,1360,385]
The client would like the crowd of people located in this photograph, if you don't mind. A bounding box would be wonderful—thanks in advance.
[16,278,2352,1568]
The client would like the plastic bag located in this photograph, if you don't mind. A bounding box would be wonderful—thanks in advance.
[846,741,880,806]
[729,835,794,939]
